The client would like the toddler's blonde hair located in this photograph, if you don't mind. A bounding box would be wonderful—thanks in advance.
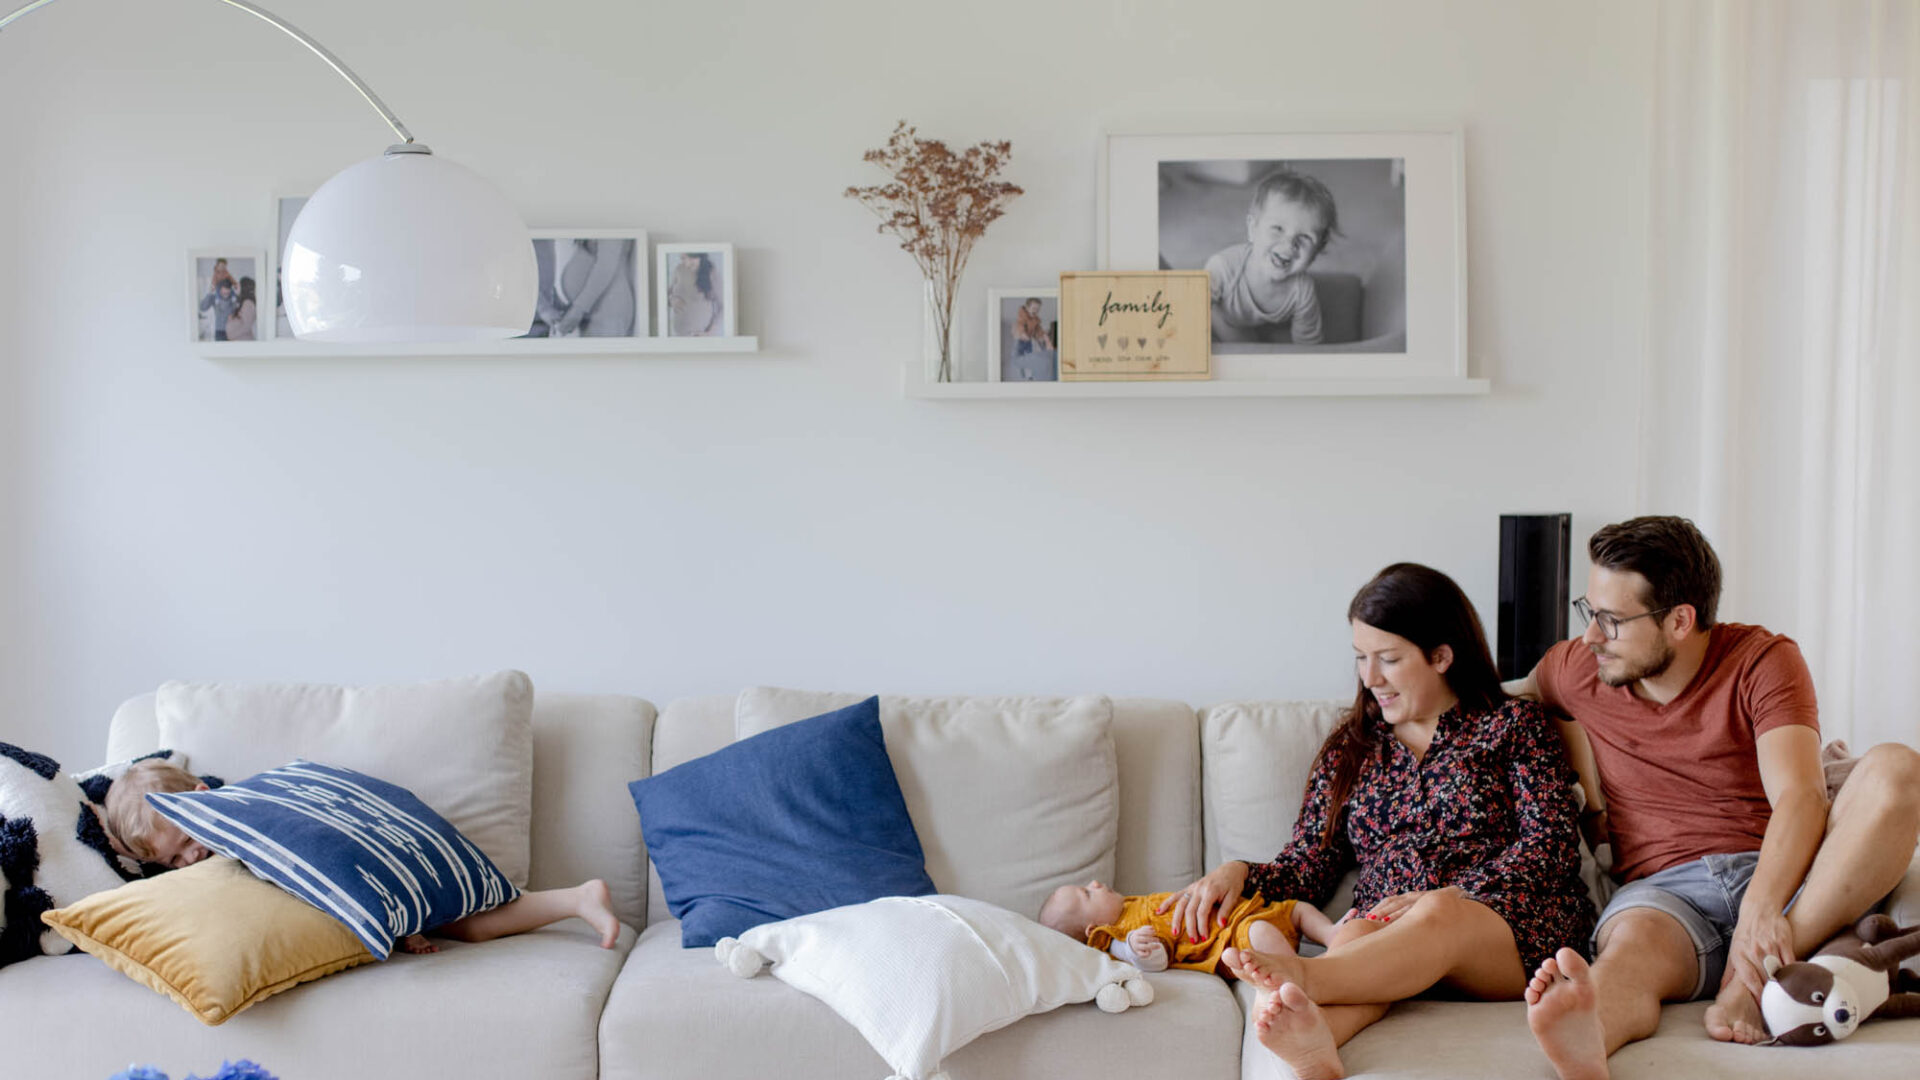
[104,759,202,861]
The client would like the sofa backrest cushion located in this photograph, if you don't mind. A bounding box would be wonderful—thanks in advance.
[153,673,535,887]
[1199,700,1347,870]
[735,688,1119,922]
[108,683,655,929]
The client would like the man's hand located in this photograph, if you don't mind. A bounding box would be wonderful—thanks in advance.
[1724,908,1795,1001]
[1126,926,1170,971]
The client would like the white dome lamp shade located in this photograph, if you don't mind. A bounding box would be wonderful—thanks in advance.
[1,0,535,344]
[285,145,536,342]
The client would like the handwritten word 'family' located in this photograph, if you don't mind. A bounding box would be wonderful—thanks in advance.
[1098,290,1174,329]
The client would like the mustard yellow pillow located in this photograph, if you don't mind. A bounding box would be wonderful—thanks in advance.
[41,856,373,1025]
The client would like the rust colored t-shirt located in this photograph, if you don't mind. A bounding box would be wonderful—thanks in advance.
[1533,622,1819,882]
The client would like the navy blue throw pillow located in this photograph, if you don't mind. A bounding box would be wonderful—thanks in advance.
[629,695,934,947]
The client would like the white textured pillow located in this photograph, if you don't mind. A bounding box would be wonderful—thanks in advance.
[736,688,1118,919]
[154,671,535,886]
[718,894,1152,1080]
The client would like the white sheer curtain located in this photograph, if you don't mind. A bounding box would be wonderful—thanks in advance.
[1642,0,1920,748]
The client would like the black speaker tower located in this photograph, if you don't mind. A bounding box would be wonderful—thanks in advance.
[1498,514,1572,680]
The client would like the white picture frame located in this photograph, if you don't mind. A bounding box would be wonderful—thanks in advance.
[268,192,310,340]
[524,229,648,339]
[656,242,737,338]
[1100,130,1467,384]
[985,288,1061,383]
[187,248,265,344]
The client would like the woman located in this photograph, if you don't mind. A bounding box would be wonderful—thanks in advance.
[1165,563,1595,1079]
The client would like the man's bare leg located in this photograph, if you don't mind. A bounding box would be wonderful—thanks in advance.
[1527,908,1696,1080]
[1707,743,1920,1042]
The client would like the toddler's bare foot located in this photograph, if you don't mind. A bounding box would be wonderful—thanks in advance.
[1704,980,1767,1043]
[400,933,438,955]
[1526,948,1607,1080]
[1252,982,1345,1080]
[574,879,621,949]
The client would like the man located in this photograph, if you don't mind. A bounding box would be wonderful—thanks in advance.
[1513,516,1920,1079]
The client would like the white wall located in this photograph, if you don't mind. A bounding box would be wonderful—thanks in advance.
[0,0,1656,766]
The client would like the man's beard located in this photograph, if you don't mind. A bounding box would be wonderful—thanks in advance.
[1596,641,1676,687]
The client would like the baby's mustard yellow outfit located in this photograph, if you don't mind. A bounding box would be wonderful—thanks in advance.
[1086,892,1299,972]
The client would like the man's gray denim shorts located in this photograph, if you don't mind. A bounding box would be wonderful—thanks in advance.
[1593,851,1762,1000]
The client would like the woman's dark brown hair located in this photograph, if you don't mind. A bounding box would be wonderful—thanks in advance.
[1314,563,1509,847]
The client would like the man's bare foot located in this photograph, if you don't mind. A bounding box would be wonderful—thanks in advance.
[1704,980,1767,1043]
[399,933,438,955]
[1251,982,1345,1080]
[1223,944,1306,993]
[1526,948,1608,1080]
[573,879,621,949]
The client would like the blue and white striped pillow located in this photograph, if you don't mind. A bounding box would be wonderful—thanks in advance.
[147,761,520,960]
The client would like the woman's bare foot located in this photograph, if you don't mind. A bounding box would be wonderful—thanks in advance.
[574,879,621,949]
[1526,948,1608,1080]
[1252,982,1346,1080]
[1223,944,1306,993]
[399,933,438,955]
[1704,980,1767,1043]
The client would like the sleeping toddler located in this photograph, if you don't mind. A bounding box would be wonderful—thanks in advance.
[100,758,623,951]
[1039,879,1333,974]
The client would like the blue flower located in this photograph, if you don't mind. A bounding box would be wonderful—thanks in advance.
[188,1063,278,1080]
[108,1069,169,1080]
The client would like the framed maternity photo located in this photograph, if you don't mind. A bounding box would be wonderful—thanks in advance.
[524,230,647,338]
[986,288,1060,382]
[1100,130,1466,385]
[657,242,736,338]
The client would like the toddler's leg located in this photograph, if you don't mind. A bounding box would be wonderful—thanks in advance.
[437,880,622,949]
[1247,918,1298,959]
[1294,904,1338,948]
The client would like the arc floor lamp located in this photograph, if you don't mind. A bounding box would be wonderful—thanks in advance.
[0,0,536,343]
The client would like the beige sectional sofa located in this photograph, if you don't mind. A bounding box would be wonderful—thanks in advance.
[6,685,1917,1079]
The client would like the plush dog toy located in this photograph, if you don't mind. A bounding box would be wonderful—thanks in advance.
[1759,914,1920,1045]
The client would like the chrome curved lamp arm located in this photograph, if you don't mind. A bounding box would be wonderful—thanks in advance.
[0,0,415,145]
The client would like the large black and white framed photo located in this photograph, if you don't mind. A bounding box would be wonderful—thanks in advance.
[1101,131,1465,384]
[985,288,1060,383]
[187,249,263,344]
[524,230,647,338]
[657,243,736,338]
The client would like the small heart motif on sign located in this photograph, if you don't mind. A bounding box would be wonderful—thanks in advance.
[1137,337,1148,348]
[1097,333,1108,348]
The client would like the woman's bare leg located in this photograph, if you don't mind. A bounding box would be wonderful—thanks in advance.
[1242,916,1394,1079]
[1227,889,1527,1004]
[437,880,621,948]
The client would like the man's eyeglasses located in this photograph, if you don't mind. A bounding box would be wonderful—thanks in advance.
[1572,597,1675,640]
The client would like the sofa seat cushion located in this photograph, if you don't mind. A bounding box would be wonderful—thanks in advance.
[601,920,1241,1080]
[1230,982,1920,1079]
[1,920,631,1080]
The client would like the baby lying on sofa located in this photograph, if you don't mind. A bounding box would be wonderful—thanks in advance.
[1040,879,1334,975]
[101,758,623,951]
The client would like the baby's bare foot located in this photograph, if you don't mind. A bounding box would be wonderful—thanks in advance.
[399,933,438,955]
[1253,982,1345,1080]
[575,879,621,949]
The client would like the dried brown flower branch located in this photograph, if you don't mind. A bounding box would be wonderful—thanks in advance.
[846,121,1023,382]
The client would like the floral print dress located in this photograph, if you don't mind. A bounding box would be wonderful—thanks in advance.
[1244,697,1596,975]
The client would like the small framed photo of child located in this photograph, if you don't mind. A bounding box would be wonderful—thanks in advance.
[187,249,264,344]
[1101,131,1467,387]
[524,230,648,338]
[985,288,1061,382]
[656,242,737,338]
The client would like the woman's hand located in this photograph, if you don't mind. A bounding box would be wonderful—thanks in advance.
[1156,860,1249,943]
[1364,885,1461,923]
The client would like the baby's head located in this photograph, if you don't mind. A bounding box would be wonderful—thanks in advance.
[1038,880,1126,940]
[1243,169,1339,285]
[104,759,211,869]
